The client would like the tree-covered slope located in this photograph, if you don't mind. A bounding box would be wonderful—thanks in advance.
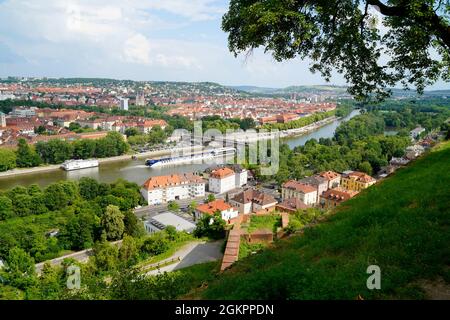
[195,141,450,299]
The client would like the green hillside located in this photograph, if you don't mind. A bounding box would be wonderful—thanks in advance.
[194,141,450,300]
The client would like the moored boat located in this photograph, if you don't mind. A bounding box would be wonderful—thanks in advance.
[60,159,99,171]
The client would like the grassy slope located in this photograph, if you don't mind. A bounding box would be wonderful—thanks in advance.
[193,141,450,300]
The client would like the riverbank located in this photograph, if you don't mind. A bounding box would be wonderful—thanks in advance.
[279,116,338,138]
[0,116,344,179]
[0,145,204,179]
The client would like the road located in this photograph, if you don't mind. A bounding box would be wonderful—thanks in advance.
[145,240,223,276]
[134,196,207,220]
[35,240,122,274]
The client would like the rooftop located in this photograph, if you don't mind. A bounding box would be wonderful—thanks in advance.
[299,175,328,186]
[318,171,341,181]
[147,212,196,233]
[321,188,359,202]
[342,171,376,183]
[276,197,309,211]
[142,173,204,191]
[282,180,317,194]
[231,188,277,206]
[210,167,235,179]
[196,199,235,215]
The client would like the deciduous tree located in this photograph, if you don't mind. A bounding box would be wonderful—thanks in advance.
[101,205,125,241]
[222,0,450,100]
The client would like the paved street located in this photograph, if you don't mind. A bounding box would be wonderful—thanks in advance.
[145,240,223,276]
[35,240,122,274]
[134,196,206,220]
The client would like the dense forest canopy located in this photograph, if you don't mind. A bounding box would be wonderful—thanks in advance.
[223,0,450,100]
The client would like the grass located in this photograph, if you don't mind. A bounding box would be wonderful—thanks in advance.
[187,140,450,300]
[246,214,281,233]
[239,241,267,260]
[137,234,197,267]
[175,261,221,299]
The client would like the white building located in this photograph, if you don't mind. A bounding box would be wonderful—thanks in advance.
[11,107,37,118]
[120,98,129,111]
[230,164,248,188]
[230,188,277,214]
[195,199,239,222]
[141,173,205,205]
[144,212,196,234]
[208,166,248,194]
[410,127,425,140]
[318,171,341,189]
[0,93,15,101]
[209,167,236,194]
[0,112,6,128]
[281,180,318,206]
[405,144,425,159]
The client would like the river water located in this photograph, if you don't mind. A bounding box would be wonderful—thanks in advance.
[0,110,360,190]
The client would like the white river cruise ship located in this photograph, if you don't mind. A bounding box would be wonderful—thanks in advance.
[145,147,236,168]
[60,159,99,171]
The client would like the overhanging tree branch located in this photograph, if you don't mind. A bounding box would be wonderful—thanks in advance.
[367,0,450,48]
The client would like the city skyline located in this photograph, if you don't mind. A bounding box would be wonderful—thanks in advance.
[0,0,449,90]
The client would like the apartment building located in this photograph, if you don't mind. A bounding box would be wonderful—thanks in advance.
[299,175,329,203]
[340,171,376,192]
[195,199,239,222]
[318,171,341,189]
[209,167,236,194]
[320,188,359,209]
[140,173,206,205]
[281,180,318,206]
[276,197,309,213]
[229,188,277,214]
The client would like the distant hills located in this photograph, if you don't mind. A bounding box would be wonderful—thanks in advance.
[230,85,348,95]
[2,77,449,98]
[231,84,450,97]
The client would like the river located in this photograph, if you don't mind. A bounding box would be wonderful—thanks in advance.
[0,110,360,190]
[283,109,360,148]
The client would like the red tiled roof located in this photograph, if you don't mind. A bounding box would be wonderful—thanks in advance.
[344,171,376,183]
[142,173,204,191]
[282,180,316,194]
[319,171,341,181]
[231,188,277,206]
[276,197,309,212]
[321,188,358,202]
[210,167,235,179]
[196,199,235,215]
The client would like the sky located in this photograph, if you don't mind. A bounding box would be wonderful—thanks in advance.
[0,0,448,89]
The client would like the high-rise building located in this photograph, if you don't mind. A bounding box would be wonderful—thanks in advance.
[120,98,129,111]
[0,112,6,128]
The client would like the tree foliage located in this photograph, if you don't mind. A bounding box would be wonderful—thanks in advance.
[222,0,450,100]
[15,139,41,168]
[0,148,16,172]
[194,212,226,240]
[101,205,125,241]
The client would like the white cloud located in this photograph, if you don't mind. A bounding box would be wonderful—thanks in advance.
[155,53,201,69]
[1,0,446,89]
[142,0,226,21]
[123,33,153,65]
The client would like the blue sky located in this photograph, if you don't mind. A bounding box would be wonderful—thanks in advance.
[0,0,448,89]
